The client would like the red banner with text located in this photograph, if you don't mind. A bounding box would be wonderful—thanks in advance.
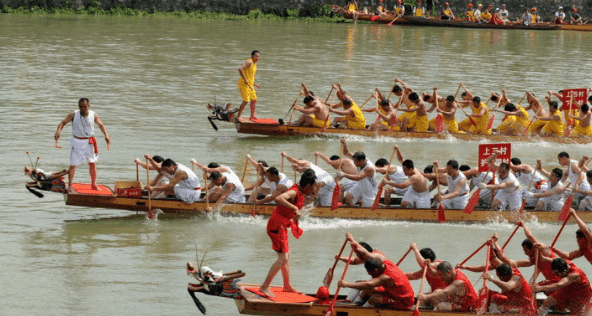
[562,88,588,111]
[478,143,512,172]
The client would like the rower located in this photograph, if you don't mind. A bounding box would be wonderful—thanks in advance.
[463,96,491,134]
[558,151,590,207]
[417,261,478,311]
[397,92,429,132]
[412,0,427,17]
[282,152,335,207]
[569,103,592,138]
[393,0,404,17]
[206,171,246,210]
[480,153,521,211]
[314,151,358,192]
[382,159,430,209]
[440,2,454,20]
[374,145,407,206]
[433,160,469,209]
[147,158,201,204]
[392,79,418,131]
[459,164,496,208]
[523,91,548,135]
[495,103,529,136]
[423,87,446,131]
[328,84,366,130]
[550,208,592,267]
[537,98,564,137]
[247,166,293,205]
[335,138,377,207]
[575,171,592,211]
[362,91,397,131]
[434,95,460,133]
[423,164,448,194]
[509,157,547,207]
[290,95,330,128]
[405,243,447,293]
[483,263,535,314]
[137,154,169,198]
[524,167,565,211]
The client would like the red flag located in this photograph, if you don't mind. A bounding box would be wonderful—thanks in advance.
[371,186,383,211]
[558,195,573,221]
[463,189,481,214]
[330,182,340,210]
[486,113,496,130]
[438,203,446,223]
[435,114,445,133]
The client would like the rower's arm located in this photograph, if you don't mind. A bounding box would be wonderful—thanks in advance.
[340,139,354,159]
[281,152,301,165]
[315,152,339,169]
[329,107,352,116]
[394,145,404,164]
[343,165,374,181]
[244,176,265,191]
[549,245,581,260]
[257,184,288,205]
[212,183,235,209]
[570,209,592,242]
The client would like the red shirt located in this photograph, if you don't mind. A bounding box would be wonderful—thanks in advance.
[450,270,478,311]
[426,260,448,292]
[267,184,304,232]
[381,260,415,308]
[530,251,562,283]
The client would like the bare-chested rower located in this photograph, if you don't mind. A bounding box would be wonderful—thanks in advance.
[381,159,430,208]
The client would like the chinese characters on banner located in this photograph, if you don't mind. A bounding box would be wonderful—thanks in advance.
[562,88,588,111]
[478,143,512,172]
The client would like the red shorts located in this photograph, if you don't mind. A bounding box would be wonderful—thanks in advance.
[267,226,289,253]
[490,293,534,314]
[374,287,413,310]
[550,287,592,313]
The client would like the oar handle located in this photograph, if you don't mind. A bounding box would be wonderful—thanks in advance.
[396,247,412,266]
[327,247,355,316]
[457,241,488,266]
[414,265,428,312]
[330,239,349,272]
[551,212,571,247]
[501,224,521,250]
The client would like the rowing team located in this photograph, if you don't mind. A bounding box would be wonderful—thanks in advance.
[331,213,592,315]
[287,80,592,138]
[133,138,592,212]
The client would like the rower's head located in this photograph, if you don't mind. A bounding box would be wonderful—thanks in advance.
[436,261,455,283]
[445,160,459,176]
[343,98,353,109]
[472,96,481,107]
[576,228,591,248]
[509,158,521,172]
[161,158,178,174]
[364,258,385,278]
[251,50,261,63]
[330,155,340,161]
[408,92,420,104]
[380,99,390,108]
[521,238,535,257]
[265,167,281,183]
[358,242,373,253]
[303,96,315,107]
[78,98,91,116]
[420,248,436,261]
[375,158,390,173]
[446,95,455,105]
[582,103,589,114]
[504,103,516,112]
[298,169,317,194]
[422,93,433,103]
[557,151,570,166]
[402,159,415,176]
[152,155,164,164]
[549,101,559,112]
[392,85,403,96]
[208,162,220,168]
[497,162,510,178]
[495,263,514,282]
[551,258,569,278]
[352,152,367,167]
[461,91,470,101]
[210,171,227,186]
[549,168,563,186]
[467,3,473,8]
[587,170,592,184]
[258,160,269,168]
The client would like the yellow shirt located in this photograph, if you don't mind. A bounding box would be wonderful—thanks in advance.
[414,7,424,16]
[348,3,357,12]
[466,10,474,20]
[531,13,538,24]
[543,111,564,136]
[515,105,530,127]
[444,8,452,15]
[238,58,256,88]
[345,102,367,129]
[471,102,490,132]
[481,12,492,20]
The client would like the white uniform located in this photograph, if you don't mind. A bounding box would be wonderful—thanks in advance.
[471,171,496,205]
[222,172,246,203]
[538,181,565,211]
[309,163,336,206]
[401,186,431,208]
[70,110,98,165]
[493,173,521,210]
[442,172,469,209]
[173,163,201,203]
[515,170,547,207]
[568,159,590,206]
[387,166,409,196]
[263,172,293,204]
[346,159,378,207]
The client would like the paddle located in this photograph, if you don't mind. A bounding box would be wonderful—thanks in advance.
[387,14,401,25]
[558,185,573,221]
[241,156,249,184]
[330,143,345,211]
[435,114,445,133]
[146,158,154,220]
[457,240,488,267]
[530,247,539,302]
[136,163,139,182]
[551,211,572,247]
[396,246,412,266]
[476,243,492,316]
[322,238,349,289]
[453,83,462,100]
[358,94,374,110]
[486,94,504,131]
[434,163,445,223]
[26,185,44,198]
[501,223,521,250]
[387,81,398,101]
[521,92,543,136]
[322,89,337,133]
[412,265,428,316]
[284,92,303,120]
[188,288,207,315]
[372,146,397,210]
[325,247,355,316]
[458,103,478,128]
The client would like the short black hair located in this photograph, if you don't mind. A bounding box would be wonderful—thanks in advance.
[550,101,559,109]
[380,99,390,107]
[551,258,568,273]
[504,103,517,112]
[393,85,403,93]
[459,164,471,172]
[251,50,260,56]
[582,103,589,113]
[447,160,459,170]
[510,158,521,165]
[375,158,389,167]
[210,171,223,180]
[446,95,455,102]
[353,151,366,161]
[303,96,315,104]
[266,166,279,176]
[364,258,383,272]
[522,238,533,249]
[499,163,510,171]
[208,162,220,168]
[424,165,433,173]
[491,94,499,102]
[437,261,453,273]
[402,159,414,169]
[576,229,586,239]
[330,155,340,161]
[258,160,269,167]
[587,170,592,179]
[299,169,316,187]
[79,97,90,104]
[420,248,436,261]
[551,168,563,179]
[343,99,353,106]
[496,263,513,277]
[162,158,176,167]
[409,92,420,101]
[359,242,373,253]
[473,96,481,103]
[152,155,164,163]
[423,94,431,102]
[558,152,570,159]
[461,91,468,97]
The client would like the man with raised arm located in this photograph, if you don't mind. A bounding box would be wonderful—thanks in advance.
[433,160,469,209]
[205,171,245,211]
[495,102,529,136]
[434,95,460,133]
[510,157,547,207]
[558,151,590,207]
[480,152,521,211]
[550,208,592,266]
[259,170,316,298]
[315,150,358,194]
[54,98,111,190]
[135,154,168,198]
[247,166,293,205]
[290,95,330,128]
[282,152,335,206]
[525,167,565,211]
[383,158,430,208]
[405,243,447,293]
[522,91,548,135]
[459,164,496,207]
[236,50,261,121]
[397,92,429,132]
[537,98,564,137]
[335,138,377,207]
[374,145,407,206]
[363,91,397,131]
[417,261,478,311]
[147,158,201,204]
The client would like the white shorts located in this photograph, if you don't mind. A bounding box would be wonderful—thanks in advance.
[442,194,469,209]
[402,188,431,208]
[479,189,494,205]
[318,182,335,206]
[346,182,377,207]
[579,196,592,211]
[69,137,98,166]
[342,180,356,191]
[538,197,564,211]
[174,186,201,204]
[494,190,522,210]
[226,193,246,204]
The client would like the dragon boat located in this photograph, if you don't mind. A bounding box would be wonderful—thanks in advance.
[54,182,588,224]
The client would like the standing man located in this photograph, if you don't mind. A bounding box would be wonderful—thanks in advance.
[55,98,111,191]
[237,50,261,121]
[259,170,316,298]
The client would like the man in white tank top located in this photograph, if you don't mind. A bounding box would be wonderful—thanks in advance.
[576,171,592,211]
[336,140,377,207]
[433,160,469,209]
[314,151,358,192]
[558,152,591,207]
[207,171,246,211]
[135,154,170,198]
[282,152,336,206]
[247,166,293,205]
[374,145,408,206]
[524,168,565,211]
[54,98,111,190]
[460,165,497,207]
[148,159,201,204]
[479,162,521,210]
[510,158,547,206]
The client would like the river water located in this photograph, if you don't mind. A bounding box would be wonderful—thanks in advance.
[2,15,592,315]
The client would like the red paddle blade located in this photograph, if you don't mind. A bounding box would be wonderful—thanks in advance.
[438,203,446,223]
[411,308,420,316]
[371,186,383,211]
[463,189,480,214]
[558,195,573,221]
[330,182,340,211]
[486,113,495,130]
[370,15,379,21]
[476,287,489,316]
[435,114,445,133]
[148,208,154,220]
[251,205,256,217]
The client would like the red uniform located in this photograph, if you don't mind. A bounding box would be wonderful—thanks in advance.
[425,260,448,292]
[374,260,415,310]
[448,270,479,311]
[550,263,592,314]
[266,184,304,253]
[490,268,535,315]
[580,242,592,265]
[530,251,562,285]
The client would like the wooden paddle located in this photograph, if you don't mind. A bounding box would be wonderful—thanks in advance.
[463,171,490,214]
[387,81,398,101]
[330,143,345,211]
[136,163,139,182]
[530,247,539,302]
[322,89,337,133]
[146,158,154,220]
[396,246,412,266]
[486,94,504,130]
[476,243,492,316]
[412,265,428,316]
[522,92,542,136]
[434,163,445,223]
[501,223,521,250]
[323,238,349,288]
[358,94,374,110]
[371,146,397,210]
[457,240,488,267]
[458,103,478,128]
[284,92,303,120]
[387,14,401,25]
[326,247,355,316]
[241,157,249,184]
[552,210,572,247]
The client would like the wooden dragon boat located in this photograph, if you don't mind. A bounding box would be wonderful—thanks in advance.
[61,183,590,223]
[559,24,592,31]
[343,12,411,25]
[229,119,592,145]
[402,16,560,30]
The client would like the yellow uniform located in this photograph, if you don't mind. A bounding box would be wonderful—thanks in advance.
[344,102,366,130]
[414,7,424,16]
[312,115,330,128]
[541,111,564,136]
[570,123,592,138]
[496,105,529,135]
[443,117,460,133]
[348,3,357,11]
[531,13,538,24]
[378,107,396,128]
[481,11,492,20]
[466,102,491,134]
[444,9,452,15]
[415,114,429,132]
[466,10,474,20]
[238,58,257,102]
[395,5,404,15]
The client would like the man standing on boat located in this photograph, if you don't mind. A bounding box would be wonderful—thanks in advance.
[54,98,111,191]
[147,158,200,203]
[259,170,316,298]
[417,261,478,311]
[335,139,377,207]
[236,50,261,121]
